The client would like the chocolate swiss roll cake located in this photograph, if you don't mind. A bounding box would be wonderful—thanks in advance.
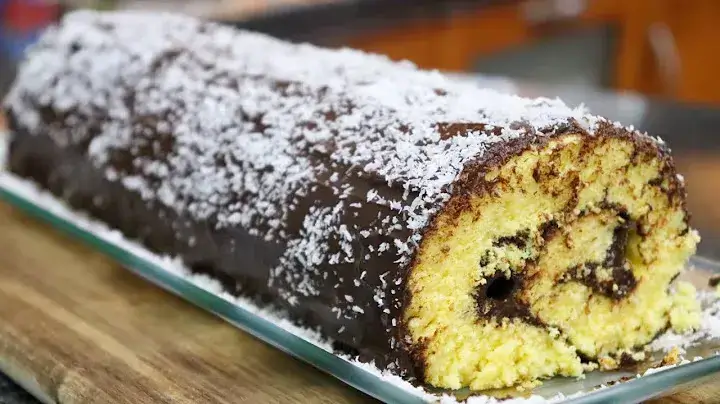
[3,11,701,391]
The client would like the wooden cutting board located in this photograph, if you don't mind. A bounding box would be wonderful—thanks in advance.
[0,199,718,404]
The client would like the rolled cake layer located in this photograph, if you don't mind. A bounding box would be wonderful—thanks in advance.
[3,11,700,390]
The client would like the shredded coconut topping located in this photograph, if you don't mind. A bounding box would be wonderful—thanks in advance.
[3,10,637,317]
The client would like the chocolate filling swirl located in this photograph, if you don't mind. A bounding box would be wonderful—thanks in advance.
[475,211,638,326]
[562,216,638,300]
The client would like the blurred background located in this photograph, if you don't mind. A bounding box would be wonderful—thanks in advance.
[1,0,720,259]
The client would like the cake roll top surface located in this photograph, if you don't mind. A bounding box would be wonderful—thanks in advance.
[3,11,666,312]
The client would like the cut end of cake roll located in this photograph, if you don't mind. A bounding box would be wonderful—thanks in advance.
[402,122,700,390]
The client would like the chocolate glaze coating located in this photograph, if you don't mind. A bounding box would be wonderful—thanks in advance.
[4,114,687,383]
[6,114,417,372]
[3,11,691,385]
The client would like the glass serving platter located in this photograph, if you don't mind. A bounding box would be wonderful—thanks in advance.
[1,145,720,403]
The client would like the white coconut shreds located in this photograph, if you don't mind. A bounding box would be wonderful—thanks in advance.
[1,10,659,316]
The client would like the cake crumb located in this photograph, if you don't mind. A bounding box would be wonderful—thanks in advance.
[515,379,542,391]
[631,351,646,362]
[660,346,682,366]
[598,356,618,370]
[669,282,702,333]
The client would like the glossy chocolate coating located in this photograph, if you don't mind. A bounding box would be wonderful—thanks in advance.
[2,11,689,385]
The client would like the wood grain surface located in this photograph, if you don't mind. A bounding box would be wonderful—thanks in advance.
[0,160,719,403]
[0,202,374,404]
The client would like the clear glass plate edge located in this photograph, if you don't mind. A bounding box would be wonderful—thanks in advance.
[2,168,720,403]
